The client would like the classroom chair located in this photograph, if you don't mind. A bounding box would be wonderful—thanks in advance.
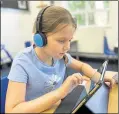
[1,76,8,113]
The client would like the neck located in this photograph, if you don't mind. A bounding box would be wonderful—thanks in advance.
[34,46,53,66]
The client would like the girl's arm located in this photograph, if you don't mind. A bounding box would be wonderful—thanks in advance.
[68,58,97,80]
[6,73,87,113]
[5,80,62,113]
[68,58,117,84]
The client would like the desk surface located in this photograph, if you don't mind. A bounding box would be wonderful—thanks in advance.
[108,84,118,113]
[68,52,118,60]
[42,76,118,113]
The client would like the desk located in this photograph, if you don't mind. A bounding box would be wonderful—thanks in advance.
[68,52,118,60]
[108,84,118,113]
[42,76,118,113]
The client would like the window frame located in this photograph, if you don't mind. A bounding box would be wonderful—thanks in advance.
[61,1,111,28]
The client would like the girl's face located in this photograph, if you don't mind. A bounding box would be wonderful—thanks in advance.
[43,25,76,59]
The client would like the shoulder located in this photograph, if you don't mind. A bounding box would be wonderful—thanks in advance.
[12,46,33,66]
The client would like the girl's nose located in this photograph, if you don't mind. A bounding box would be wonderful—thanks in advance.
[63,42,70,51]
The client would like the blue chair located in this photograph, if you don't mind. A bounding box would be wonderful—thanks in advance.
[24,41,31,48]
[1,44,13,66]
[1,76,9,113]
[103,36,116,55]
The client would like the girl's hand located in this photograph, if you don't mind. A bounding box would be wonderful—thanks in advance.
[104,72,118,88]
[58,73,90,99]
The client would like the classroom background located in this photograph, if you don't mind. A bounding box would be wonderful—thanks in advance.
[1,1,118,77]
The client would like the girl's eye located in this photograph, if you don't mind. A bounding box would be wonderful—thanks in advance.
[58,40,65,43]
[58,39,72,43]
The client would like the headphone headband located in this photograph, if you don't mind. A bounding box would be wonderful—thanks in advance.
[36,6,51,33]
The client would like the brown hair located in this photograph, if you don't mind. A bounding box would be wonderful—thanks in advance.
[33,5,77,34]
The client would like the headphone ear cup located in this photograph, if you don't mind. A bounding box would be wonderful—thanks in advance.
[33,33,47,47]
[34,33,44,47]
[41,33,47,46]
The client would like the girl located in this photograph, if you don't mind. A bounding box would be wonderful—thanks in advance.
[5,5,117,113]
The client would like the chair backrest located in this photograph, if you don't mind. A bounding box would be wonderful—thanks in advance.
[1,44,13,63]
[1,76,8,113]
[103,36,116,55]
[104,36,110,52]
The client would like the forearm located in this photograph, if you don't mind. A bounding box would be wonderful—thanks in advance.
[81,63,118,83]
[10,88,62,113]
[81,63,95,78]
[81,63,100,83]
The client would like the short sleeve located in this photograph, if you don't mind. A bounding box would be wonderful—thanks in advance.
[65,53,73,66]
[8,63,28,83]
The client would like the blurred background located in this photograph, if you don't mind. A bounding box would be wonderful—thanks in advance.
[1,1,118,77]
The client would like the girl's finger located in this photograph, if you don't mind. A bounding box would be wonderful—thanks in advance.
[72,76,78,85]
[77,75,83,84]
[74,74,82,84]
[82,76,90,81]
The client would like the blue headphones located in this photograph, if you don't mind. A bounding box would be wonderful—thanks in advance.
[34,6,51,47]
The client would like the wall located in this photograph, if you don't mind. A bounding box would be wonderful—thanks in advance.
[1,1,50,59]
[74,27,105,53]
[1,1,118,60]
[55,1,118,53]
[105,1,118,49]
[1,6,32,58]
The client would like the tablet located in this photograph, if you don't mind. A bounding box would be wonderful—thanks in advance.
[54,60,108,114]
[72,60,108,113]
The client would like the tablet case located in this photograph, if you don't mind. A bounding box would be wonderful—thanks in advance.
[54,85,86,113]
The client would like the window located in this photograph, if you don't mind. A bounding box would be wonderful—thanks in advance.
[61,1,110,27]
